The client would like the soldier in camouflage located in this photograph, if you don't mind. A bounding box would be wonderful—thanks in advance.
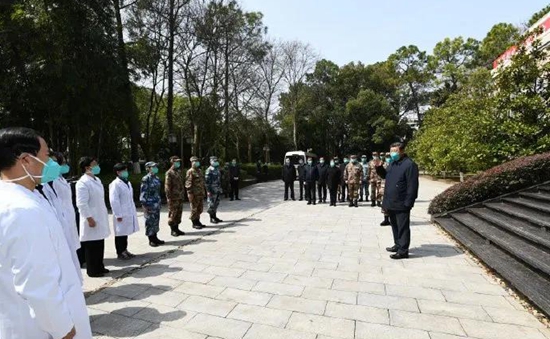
[359,154,370,202]
[140,161,165,247]
[377,152,387,206]
[165,156,186,237]
[344,154,363,207]
[205,156,224,224]
[185,156,206,229]
[369,152,382,207]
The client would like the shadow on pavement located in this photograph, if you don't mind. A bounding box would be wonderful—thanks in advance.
[410,244,461,258]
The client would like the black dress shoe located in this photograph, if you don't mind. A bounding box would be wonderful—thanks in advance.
[386,245,399,253]
[88,273,105,278]
[149,241,159,247]
[236,198,241,200]
[390,253,409,260]
[371,202,376,207]
[307,202,311,205]
[102,268,110,274]
[380,220,391,226]
[192,224,204,229]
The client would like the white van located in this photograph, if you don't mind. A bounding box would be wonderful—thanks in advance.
[284,151,317,180]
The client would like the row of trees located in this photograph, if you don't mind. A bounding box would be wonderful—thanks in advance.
[1,1,547,173]
[0,0,321,170]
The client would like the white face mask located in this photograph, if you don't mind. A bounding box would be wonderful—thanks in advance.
[4,154,46,184]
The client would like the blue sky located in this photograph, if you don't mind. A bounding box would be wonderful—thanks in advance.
[240,0,549,66]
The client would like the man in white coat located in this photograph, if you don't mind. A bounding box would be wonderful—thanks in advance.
[43,151,83,282]
[0,127,92,339]
[76,156,111,278]
[109,163,139,260]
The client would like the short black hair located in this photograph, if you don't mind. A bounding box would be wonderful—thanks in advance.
[390,142,405,151]
[79,156,96,174]
[52,151,65,165]
[113,163,127,174]
[0,127,42,172]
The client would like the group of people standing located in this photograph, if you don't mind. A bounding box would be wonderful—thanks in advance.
[282,143,419,260]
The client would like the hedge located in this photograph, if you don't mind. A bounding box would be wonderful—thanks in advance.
[428,152,550,215]
[241,163,283,181]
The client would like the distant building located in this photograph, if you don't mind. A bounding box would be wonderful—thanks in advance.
[493,11,550,71]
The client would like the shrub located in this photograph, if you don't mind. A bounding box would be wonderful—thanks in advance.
[241,163,283,181]
[428,152,550,215]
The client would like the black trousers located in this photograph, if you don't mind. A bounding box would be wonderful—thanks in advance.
[388,210,411,254]
[317,182,327,202]
[299,180,305,200]
[284,181,295,200]
[230,180,239,199]
[329,188,337,205]
[81,239,105,276]
[115,235,128,255]
[339,183,347,201]
[305,182,316,203]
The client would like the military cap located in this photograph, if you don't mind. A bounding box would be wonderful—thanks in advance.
[210,156,218,161]
[333,156,339,160]
[380,152,386,157]
[145,161,157,168]
[361,154,367,158]
[372,151,379,156]
[190,156,198,162]
[350,154,357,159]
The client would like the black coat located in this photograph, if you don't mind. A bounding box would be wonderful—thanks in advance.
[303,164,319,183]
[229,165,240,180]
[282,164,296,183]
[376,155,419,211]
[339,164,347,184]
[326,166,341,190]
[316,163,329,184]
[298,164,306,181]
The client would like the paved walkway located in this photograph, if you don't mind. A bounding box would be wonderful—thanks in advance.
[87,178,550,339]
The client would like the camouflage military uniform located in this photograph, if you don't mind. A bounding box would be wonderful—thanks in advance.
[140,173,162,236]
[344,161,363,204]
[185,166,205,221]
[165,167,185,227]
[377,153,387,205]
[369,160,382,205]
[205,162,223,216]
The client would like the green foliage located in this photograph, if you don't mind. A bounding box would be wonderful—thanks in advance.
[428,152,550,214]
[527,5,550,27]
[477,23,520,68]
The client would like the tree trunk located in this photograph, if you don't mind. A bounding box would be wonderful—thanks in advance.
[166,0,175,137]
[113,0,142,173]
[223,44,230,161]
[247,137,252,163]
[293,113,298,150]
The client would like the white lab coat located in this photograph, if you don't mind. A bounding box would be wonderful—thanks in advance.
[76,174,110,242]
[43,177,83,283]
[109,177,139,236]
[0,182,92,339]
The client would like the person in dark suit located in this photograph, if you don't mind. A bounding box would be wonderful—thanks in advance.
[326,158,342,206]
[297,159,306,201]
[282,158,296,200]
[375,142,419,260]
[316,157,329,203]
[303,157,319,205]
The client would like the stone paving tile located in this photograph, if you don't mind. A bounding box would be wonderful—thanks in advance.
[417,299,492,321]
[442,290,515,309]
[390,310,465,336]
[428,334,477,339]
[241,270,288,283]
[483,306,547,328]
[91,312,152,337]
[208,276,258,291]
[331,279,385,295]
[170,270,216,284]
[177,295,237,317]
[243,323,316,339]
[227,304,292,328]
[283,274,333,289]
[134,324,207,339]
[286,312,355,339]
[173,281,225,298]
[313,268,358,281]
[385,284,446,301]
[137,288,189,308]
[302,287,356,304]
[217,288,273,306]
[267,295,327,315]
[232,260,273,272]
[89,294,151,317]
[132,304,197,327]
[202,265,246,278]
[355,322,430,339]
[253,281,304,297]
[324,301,389,324]
[357,292,419,312]
[183,313,252,339]
[460,318,547,339]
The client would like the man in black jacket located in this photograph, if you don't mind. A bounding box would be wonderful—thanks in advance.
[326,158,341,206]
[304,157,319,205]
[297,159,306,201]
[376,142,419,260]
[282,158,296,200]
[316,157,329,203]
[229,159,241,201]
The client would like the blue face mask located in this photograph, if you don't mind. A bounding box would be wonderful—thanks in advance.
[307,161,313,165]
[195,161,201,168]
[59,164,70,175]
[343,158,349,164]
[119,170,129,179]
[330,161,335,167]
[212,161,219,168]
[320,160,325,164]
[7,155,60,185]
[91,165,101,176]
[390,152,400,162]
[174,161,181,169]
[152,167,159,175]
